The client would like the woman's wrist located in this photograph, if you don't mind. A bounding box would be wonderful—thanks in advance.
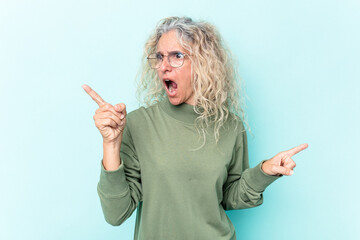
[102,139,122,171]
[103,139,121,149]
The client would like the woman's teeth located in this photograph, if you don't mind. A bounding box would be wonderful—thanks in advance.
[165,80,178,93]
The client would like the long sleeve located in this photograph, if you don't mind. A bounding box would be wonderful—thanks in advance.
[221,129,281,210]
[97,124,142,226]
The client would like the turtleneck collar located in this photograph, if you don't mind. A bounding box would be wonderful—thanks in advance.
[159,97,200,124]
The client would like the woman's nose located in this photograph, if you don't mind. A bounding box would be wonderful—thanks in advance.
[159,56,172,72]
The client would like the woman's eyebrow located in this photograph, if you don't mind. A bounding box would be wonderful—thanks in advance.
[168,50,182,54]
[155,50,182,55]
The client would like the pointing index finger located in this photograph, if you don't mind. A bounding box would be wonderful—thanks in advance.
[82,84,106,107]
[285,143,309,157]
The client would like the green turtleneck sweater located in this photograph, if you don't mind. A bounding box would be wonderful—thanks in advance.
[97,98,281,240]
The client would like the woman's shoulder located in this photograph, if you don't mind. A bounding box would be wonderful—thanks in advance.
[224,112,245,132]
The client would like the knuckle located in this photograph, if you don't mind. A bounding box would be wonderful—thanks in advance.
[104,103,112,109]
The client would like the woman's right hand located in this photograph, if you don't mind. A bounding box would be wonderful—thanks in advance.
[82,84,127,145]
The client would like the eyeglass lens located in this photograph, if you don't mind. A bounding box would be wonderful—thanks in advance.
[148,52,185,69]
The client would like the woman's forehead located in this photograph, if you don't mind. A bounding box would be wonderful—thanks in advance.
[156,30,187,53]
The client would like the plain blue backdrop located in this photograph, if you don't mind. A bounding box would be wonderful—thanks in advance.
[1,0,359,239]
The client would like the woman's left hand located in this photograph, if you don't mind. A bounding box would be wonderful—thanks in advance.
[262,143,308,176]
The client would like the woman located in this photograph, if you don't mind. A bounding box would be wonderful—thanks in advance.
[82,16,308,240]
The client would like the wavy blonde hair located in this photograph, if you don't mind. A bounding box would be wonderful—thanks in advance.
[136,16,249,147]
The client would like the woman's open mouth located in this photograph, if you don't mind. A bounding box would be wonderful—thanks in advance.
[164,80,178,96]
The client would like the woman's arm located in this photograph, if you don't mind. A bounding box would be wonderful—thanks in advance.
[97,125,142,226]
[221,128,280,210]
[82,84,141,225]
[222,126,308,210]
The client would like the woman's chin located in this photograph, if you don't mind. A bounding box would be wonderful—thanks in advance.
[167,96,182,106]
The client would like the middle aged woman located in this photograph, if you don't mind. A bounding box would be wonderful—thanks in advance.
[82,16,308,240]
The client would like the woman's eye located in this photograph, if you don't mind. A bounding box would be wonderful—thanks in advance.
[156,54,163,60]
[175,52,184,59]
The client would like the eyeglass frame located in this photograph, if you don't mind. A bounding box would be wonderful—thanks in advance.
[146,51,192,69]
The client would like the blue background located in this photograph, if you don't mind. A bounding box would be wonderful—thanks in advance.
[1,0,359,239]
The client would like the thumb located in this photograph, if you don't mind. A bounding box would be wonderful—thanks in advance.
[114,103,126,112]
[272,165,294,176]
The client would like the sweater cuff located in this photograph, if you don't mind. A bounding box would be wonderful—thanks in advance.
[244,161,282,192]
[98,160,129,196]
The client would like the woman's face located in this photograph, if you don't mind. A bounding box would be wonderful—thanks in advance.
[156,30,194,106]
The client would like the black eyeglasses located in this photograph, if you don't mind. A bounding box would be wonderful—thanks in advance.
[147,51,190,69]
